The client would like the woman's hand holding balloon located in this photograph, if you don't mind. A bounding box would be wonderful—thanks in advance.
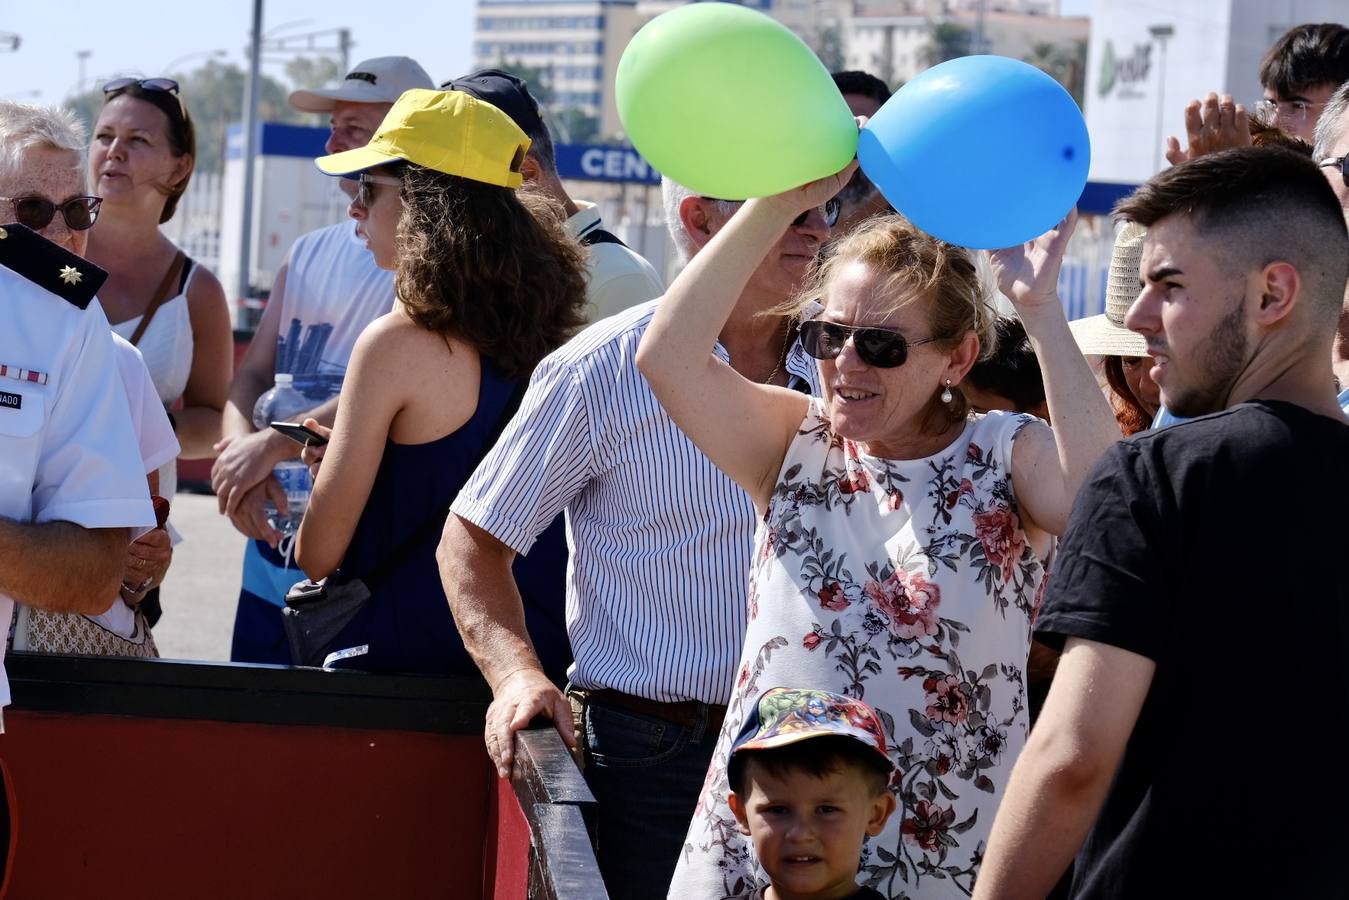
[989,208,1078,321]
[750,158,860,227]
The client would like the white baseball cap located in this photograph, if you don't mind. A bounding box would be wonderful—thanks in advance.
[289,56,435,113]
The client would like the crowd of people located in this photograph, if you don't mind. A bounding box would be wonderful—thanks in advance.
[0,17,1347,900]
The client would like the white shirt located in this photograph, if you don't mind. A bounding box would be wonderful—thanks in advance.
[451,300,819,704]
[0,262,155,707]
[87,336,180,639]
[275,221,395,401]
[566,202,665,323]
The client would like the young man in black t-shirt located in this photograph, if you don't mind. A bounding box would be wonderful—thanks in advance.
[974,147,1349,900]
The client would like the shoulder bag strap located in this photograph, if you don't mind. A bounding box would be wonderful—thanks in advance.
[127,250,186,347]
[360,376,531,592]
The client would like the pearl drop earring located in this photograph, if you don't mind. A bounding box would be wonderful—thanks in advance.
[940,380,953,404]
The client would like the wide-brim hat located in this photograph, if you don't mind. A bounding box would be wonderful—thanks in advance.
[289,56,435,112]
[315,89,531,189]
[729,687,894,772]
[1069,221,1149,358]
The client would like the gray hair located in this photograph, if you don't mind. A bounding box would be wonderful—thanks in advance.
[0,101,87,189]
[1313,81,1349,160]
[660,176,739,263]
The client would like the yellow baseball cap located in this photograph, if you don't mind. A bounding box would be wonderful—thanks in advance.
[314,88,532,189]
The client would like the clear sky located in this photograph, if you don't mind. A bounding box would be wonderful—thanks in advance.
[2,0,1095,106]
[0,0,478,106]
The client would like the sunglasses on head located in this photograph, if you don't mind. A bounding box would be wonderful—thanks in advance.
[799,319,942,368]
[701,196,842,229]
[0,195,102,232]
[102,77,180,96]
[1319,155,1349,187]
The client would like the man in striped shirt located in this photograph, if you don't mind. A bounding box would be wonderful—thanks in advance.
[438,180,831,900]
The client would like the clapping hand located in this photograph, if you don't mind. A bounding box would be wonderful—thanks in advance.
[989,209,1078,318]
[1165,93,1251,166]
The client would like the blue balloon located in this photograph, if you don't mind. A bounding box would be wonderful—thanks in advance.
[857,55,1090,250]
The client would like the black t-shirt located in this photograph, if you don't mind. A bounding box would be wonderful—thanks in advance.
[1035,401,1349,899]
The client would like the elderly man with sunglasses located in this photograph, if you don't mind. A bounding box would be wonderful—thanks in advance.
[0,106,158,686]
[438,179,836,900]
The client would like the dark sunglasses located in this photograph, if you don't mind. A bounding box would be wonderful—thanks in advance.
[1319,155,1348,186]
[352,172,404,207]
[102,77,180,96]
[701,196,841,229]
[0,195,102,231]
[799,319,941,368]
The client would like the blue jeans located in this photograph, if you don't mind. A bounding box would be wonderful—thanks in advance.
[582,697,720,900]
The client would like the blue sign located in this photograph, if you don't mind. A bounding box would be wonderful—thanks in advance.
[555,143,661,185]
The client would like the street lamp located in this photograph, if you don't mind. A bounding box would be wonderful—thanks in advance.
[76,50,92,92]
[1149,23,1174,173]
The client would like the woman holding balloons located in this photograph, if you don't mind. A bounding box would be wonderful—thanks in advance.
[637,170,1118,896]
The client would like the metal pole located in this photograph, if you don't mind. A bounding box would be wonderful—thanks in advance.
[238,0,263,305]
[1152,41,1167,172]
[339,28,351,76]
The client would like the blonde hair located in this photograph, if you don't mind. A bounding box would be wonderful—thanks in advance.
[792,214,996,431]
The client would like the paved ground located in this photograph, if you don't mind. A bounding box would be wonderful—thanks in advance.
[152,491,249,662]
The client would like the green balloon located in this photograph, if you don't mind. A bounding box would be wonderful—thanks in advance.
[616,3,857,200]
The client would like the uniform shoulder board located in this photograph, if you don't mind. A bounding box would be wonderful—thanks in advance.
[0,222,108,310]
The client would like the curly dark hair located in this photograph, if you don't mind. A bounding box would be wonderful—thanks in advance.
[393,163,589,378]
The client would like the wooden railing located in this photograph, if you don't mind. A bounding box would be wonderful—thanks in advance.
[510,727,609,900]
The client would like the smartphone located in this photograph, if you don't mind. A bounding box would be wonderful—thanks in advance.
[269,421,329,447]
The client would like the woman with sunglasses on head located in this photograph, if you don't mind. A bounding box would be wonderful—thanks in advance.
[640,163,1119,897]
[288,90,585,678]
[84,78,233,625]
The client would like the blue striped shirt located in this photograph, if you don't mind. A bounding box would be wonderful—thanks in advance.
[451,300,819,704]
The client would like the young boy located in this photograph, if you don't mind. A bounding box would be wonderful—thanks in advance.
[724,687,898,900]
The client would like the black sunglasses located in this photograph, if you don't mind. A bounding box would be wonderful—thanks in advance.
[0,195,102,232]
[799,319,941,368]
[701,196,841,229]
[1319,155,1348,186]
[103,77,180,96]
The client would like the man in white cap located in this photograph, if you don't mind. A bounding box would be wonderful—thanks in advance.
[211,57,434,663]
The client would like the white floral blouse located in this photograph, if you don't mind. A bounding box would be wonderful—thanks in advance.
[669,400,1050,899]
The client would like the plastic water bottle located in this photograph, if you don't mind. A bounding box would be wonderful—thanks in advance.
[252,373,314,540]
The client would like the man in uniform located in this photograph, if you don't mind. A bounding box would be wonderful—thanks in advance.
[0,222,154,871]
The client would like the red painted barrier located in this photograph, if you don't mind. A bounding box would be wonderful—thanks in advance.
[0,710,492,899]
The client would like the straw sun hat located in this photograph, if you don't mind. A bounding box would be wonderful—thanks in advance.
[1069,222,1149,358]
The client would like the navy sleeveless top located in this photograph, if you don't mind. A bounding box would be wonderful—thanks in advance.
[328,357,570,681]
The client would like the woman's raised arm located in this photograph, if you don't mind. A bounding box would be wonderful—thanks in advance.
[635,164,855,509]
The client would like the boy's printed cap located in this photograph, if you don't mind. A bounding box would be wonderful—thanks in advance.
[730,687,893,771]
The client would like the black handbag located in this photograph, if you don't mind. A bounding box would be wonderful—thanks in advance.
[281,378,528,668]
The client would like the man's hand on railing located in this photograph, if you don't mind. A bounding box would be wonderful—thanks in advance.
[486,668,577,779]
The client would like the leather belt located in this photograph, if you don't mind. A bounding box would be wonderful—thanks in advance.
[584,689,726,734]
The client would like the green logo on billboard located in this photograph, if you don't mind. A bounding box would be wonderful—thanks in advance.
[1098,40,1116,97]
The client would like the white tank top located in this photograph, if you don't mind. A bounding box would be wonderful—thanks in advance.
[110,260,199,504]
[275,221,395,402]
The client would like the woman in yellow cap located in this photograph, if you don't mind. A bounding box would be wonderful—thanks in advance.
[291,89,587,676]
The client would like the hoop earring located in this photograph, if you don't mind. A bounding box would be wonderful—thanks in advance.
[940,379,953,404]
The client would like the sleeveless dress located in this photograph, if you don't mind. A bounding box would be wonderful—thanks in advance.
[323,357,571,681]
[669,400,1049,900]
